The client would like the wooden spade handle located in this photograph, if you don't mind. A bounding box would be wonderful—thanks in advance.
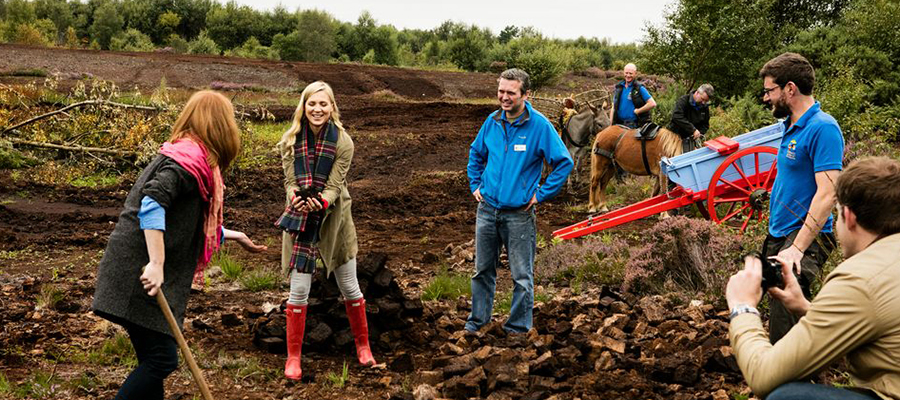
[156,289,215,400]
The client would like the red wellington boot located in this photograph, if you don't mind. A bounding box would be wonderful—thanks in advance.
[345,298,376,366]
[284,304,307,380]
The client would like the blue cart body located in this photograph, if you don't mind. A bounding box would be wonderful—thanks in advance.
[661,122,785,192]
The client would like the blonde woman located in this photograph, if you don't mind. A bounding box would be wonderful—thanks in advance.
[276,81,375,381]
[92,91,267,400]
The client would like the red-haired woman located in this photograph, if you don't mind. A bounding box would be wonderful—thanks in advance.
[92,90,267,400]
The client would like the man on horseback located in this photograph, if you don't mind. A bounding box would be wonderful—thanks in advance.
[609,63,657,129]
[466,68,573,334]
[668,83,714,153]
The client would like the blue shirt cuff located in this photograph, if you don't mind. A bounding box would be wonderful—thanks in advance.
[139,196,166,231]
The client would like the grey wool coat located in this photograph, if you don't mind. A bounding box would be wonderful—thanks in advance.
[280,129,358,276]
[92,155,204,336]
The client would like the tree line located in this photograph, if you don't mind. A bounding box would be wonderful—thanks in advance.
[640,0,899,144]
[0,0,641,88]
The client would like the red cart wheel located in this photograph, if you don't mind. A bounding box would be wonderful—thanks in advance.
[706,146,778,232]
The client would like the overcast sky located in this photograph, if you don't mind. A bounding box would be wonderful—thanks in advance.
[227,0,674,44]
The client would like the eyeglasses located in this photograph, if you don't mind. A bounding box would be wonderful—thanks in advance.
[762,85,782,96]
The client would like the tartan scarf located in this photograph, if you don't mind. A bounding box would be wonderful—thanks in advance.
[159,138,224,282]
[275,121,338,272]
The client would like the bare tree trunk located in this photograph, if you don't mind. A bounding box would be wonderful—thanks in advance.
[8,137,140,158]
[2,100,163,134]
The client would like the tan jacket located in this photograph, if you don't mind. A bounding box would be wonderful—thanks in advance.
[730,233,900,399]
[279,129,358,276]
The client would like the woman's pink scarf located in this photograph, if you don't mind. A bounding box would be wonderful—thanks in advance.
[159,138,224,281]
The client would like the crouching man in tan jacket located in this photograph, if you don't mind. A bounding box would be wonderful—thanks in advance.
[725,156,900,400]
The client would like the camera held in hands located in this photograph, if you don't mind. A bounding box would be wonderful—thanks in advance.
[753,252,804,290]
[757,252,783,290]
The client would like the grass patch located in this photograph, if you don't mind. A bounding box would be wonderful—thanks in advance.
[239,267,279,292]
[70,173,120,188]
[0,249,29,259]
[36,283,65,310]
[246,121,291,146]
[1,68,48,77]
[421,266,471,301]
[212,250,243,281]
[326,361,349,388]
[0,371,12,397]
[372,89,409,103]
[67,333,138,367]
[494,288,552,315]
[68,371,101,395]
[216,352,278,383]
[12,370,60,398]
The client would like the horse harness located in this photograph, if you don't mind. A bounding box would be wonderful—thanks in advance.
[558,110,592,149]
[592,123,659,175]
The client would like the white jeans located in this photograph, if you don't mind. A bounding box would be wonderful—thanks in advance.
[287,258,362,305]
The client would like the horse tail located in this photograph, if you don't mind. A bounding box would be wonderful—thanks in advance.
[658,128,683,158]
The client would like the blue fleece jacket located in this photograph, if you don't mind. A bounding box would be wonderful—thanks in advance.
[467,101,574,209]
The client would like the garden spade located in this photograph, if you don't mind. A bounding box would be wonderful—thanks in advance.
[156,289,215,400]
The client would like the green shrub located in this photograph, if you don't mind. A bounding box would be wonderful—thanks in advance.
[165,34,189,54]
[651,82,688,128]
[240,267,279,292]
[623,217,745,304]
[110,28,155,52]
[514,45,566,89]
[188,30,220,55]
[536,233,629,292]
[225,37,279,60]
[708,93,775,138]
[212,250,243,281]
[421,266,471,301]
[13,22,52,46]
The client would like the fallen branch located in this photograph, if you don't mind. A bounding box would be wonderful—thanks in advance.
[1,99,164,134]
[8,137,140,158]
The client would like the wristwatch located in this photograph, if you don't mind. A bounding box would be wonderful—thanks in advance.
[729,304,760,320]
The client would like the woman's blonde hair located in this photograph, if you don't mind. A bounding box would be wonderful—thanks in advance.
[278,81,346,152]
[170,90,241,170]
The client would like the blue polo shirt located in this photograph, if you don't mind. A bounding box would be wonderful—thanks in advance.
[616,83,652,122]
[768,102,844,238]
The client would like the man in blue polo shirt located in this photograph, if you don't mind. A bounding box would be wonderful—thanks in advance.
[466,68,573,333]
[758,52,844,344]
[609,63,657,128]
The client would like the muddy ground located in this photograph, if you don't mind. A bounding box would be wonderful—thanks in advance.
[0,44,748,400]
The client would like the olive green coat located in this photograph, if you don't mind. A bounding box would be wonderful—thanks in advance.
[280,129,358,276]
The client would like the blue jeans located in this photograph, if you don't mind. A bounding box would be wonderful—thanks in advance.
[466,201,535,333]
[114,321,179,400]
[767,382,879,400]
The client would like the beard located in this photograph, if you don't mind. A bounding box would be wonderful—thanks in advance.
[771,97,791,119]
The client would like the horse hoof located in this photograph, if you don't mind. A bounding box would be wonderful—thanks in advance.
[660,212,671,219]
[588,207,597,214]
[599,206,609,213]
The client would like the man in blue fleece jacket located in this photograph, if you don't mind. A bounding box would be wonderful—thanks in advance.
[466,68,574,333]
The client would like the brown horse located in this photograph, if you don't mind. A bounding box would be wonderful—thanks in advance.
[588,125,683,213]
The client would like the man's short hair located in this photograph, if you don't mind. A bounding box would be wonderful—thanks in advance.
[759,52,815,95]
[836,156,900,236]
[499,68,530,95]
[697,83,715,98]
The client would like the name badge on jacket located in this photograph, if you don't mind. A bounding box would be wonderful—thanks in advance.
[514,144,526,152]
